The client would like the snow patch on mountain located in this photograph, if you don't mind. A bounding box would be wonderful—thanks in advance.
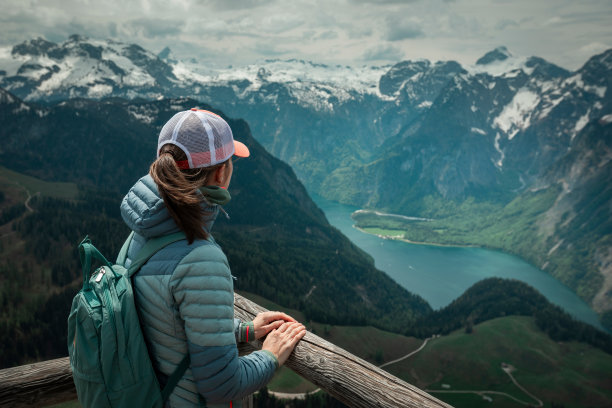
[127,105,156,124]
[494,133,505,168]
[471,127,486,135]
[0,88,30,114]
[0,46,26,77]
[467,55,531,77]
[494,88,540,139]
[562,73,606,97]
[601,114,612,125]
[177,59,387,95]
[574,111,590,136]
[0,37,177,100]
[171,58,390,110]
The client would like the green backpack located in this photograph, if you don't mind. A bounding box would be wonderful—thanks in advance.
[68,232,189,407]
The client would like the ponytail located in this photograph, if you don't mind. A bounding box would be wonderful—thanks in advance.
[149,145,219,243]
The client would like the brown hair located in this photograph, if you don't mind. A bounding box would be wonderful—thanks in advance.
[149,144,226,243]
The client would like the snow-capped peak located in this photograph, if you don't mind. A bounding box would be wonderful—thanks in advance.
[0,35,177,101]
[467,47,531,77]
[476,46,512,65]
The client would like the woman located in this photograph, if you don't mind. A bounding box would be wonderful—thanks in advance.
[119,108,306,407]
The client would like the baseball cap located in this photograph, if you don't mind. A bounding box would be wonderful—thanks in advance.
[157,108,250,169]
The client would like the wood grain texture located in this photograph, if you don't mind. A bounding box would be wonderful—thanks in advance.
[0,357,76,408]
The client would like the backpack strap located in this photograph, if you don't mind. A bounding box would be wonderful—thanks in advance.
[126,231,195,404]
[127,232,186,278]
[116,231,134,266]
[161,353,191,402]
[78,236,116,290]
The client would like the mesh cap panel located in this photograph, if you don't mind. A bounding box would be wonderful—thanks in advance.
[157,109,236,168]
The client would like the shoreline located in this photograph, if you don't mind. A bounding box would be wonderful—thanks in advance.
[353,225,479,249]
[352,209,433,222]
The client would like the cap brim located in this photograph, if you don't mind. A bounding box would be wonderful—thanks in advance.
[234,140,250,158]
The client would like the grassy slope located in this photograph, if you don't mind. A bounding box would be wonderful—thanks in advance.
[0,165,78,201]
[239,292,612,408]
[405,316,612,408]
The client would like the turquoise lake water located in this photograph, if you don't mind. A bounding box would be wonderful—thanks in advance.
[313,195,606,331]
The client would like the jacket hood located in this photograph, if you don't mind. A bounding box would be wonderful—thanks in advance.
[120,174,219,238]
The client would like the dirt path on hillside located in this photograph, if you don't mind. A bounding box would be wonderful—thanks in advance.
[21,186,39,213]
[268,334,437,400]
[501,363,543,407]
[379,335,437,368]
[427,363,543,407]
[426,389,536,406]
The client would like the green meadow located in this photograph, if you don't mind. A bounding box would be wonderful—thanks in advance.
[0,165,78,203]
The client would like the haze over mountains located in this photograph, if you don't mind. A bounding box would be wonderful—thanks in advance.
[1,35,611,330]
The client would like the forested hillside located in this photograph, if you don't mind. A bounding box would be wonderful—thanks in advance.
[0,92,430,368]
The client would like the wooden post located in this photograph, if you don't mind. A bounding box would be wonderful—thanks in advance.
[234,293,452,408]
[0,357,76,408]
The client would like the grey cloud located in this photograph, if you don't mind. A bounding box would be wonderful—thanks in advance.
[349,0,418,4]
[316,30,339,40]
[108,22,118,38]
[346,25,373,39]
[260,14,305,34]
[495,19,519,31]
[209,0,274,10]
[557,11,612,25]
[253,42,291,57]
[127,18,183,38]
[362,44,404,61]
[448,14,481,36]
[301,30,316,40]
[385,16,424,41]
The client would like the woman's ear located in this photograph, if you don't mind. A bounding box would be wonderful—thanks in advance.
[213,164,226,185]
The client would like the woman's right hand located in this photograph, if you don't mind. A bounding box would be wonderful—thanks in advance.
[261,321,307,366]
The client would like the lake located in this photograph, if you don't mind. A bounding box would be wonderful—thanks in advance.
[313,194,606,331]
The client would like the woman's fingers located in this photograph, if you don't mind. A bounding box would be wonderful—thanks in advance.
[264,320,284,332]
[277,322,305,338]
[262,311,296,324]
[261,322,307,366]
[254,311,298,339]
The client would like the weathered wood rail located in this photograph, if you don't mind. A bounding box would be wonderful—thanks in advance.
[0,293,451,408]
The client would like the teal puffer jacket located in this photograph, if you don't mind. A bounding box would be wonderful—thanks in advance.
[119,175,278,407]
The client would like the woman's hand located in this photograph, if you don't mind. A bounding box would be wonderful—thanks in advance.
[252,311,297,340]
[261,322,307,366]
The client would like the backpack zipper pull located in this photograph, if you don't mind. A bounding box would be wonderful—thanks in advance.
[95,268,106,283]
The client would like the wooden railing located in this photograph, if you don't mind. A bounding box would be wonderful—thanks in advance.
[0,294,452,408]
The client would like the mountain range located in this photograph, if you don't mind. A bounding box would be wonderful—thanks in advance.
[0,35,610,329]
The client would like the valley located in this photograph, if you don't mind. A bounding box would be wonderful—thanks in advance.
[1,34,611,407]
[316,194,605,331]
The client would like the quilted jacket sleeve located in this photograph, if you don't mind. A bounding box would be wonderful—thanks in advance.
[234,319,255,343]
[169,243,278,403]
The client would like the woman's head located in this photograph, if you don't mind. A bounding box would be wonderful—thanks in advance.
[157,108,249,169]
[149,109,249,243]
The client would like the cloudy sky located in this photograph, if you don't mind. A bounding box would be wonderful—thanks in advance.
[1,0,611,70]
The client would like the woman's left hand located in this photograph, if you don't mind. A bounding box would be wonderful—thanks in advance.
[253,311,297,339]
